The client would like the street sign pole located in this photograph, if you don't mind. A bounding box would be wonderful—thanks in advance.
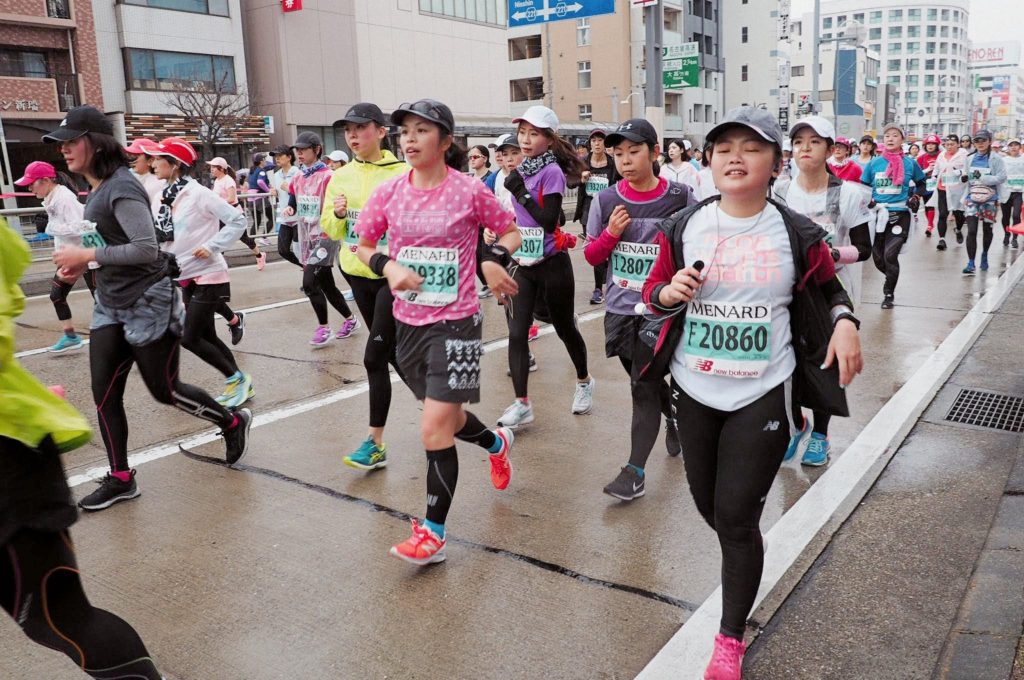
[644,2,665,142]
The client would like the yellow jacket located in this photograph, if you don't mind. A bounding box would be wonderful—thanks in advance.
[0,221,91,453]
[321,150,410,279]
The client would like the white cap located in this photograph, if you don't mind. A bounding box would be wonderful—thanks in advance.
[782,139,792,152]
[205,156,229,169]
[789,115,836,142]
[328,150,349,163]
[682,139,693,150]
[512,105,559,131]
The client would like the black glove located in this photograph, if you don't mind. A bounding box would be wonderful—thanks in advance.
[960,175,969,183]
[830,247,840,262]
[504,170,528,199]
[907,195,921,212]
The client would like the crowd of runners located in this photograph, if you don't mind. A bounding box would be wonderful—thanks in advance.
[5,99,1021,679]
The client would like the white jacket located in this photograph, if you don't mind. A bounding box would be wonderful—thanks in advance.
[161,179,247,281]
[659,162,701,193]
[935,149,968,211]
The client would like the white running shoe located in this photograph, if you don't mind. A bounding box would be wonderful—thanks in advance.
[572,377,595,415]
[497,400,534,429]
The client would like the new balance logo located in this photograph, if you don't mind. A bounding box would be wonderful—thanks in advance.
[695,358,714,372]
[763,421,780,431]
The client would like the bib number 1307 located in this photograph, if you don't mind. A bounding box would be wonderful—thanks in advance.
[396,246,459,307]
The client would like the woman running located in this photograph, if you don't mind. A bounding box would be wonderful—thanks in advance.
[854,135,876,168]
[468,144,496,296]
[149,137,254,408]
[574,128,621,306]
[660,138,701,193]
[1002,139,1024,249]
[14,161,97,353]
[960,129,1007,275]
[860,123,925,309]
[641,106,862,679]
[283,131,360,346]
[917,135,941,236]
[355,98,520,565]
[272,144,302,266]
[1,220,166,680]
[125,138,164,214]
[207,156,266,272]
[826,137,862,182]
[45,106,251,512]
[775,116,872,467]
[583,118,691,501]
[497,105,594,429]
[321,102,410,471]
[935,134,969,250]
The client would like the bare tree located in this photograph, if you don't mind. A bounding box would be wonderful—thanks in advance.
[159,73,251,161]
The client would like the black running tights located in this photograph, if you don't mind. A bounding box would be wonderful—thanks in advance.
[90,326,234,473]
[1001,193,1023,232]
[343,273,407,428]
[506,252,588,398]
[181,283,239,378]
[936,190,965,238]
[277,224,301,267]
[50,269,97,322]
[966,217,994,261]
[673,380,790,639]
[619,353,671,469]
[303,265,351,325]
[871,211,910,297]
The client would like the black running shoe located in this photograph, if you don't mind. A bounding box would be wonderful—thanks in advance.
[881,295,895,309]
[603,465,645,501]
[1004,233,1011,247]
[78,471,140,511]
[228,312,245,346]
[937,238,947,251]
[665,419,682,457]
[223,408,253,465]
[956,229,964,244]
[1013,236,1020,249]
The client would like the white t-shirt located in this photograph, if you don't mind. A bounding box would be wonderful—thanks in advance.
[1003,155,1024,192]
[670,203,797,412]
[696,168,717,200]
[659,162,701,193]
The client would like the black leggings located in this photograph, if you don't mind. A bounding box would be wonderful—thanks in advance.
[507,252,588,398]
[791,403,830,437]
[594,262,608,291]
[871,210,910,297]
[302,265,352,325]
[937,190,965,238]
[181,282,239,378]
[342,272,406,428]
[1001,193,1023,232]
[966,216,994,261]
[673,380,791,639]
[619,354,672,469]
[50,269,97,322]
[277,224,301,267]
[91,326,234,472]
[1,528,162,679]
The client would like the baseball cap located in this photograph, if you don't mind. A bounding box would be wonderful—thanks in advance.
[205,156,229,170]
[706,106,785,151]
[43,105,113,143]
[336,102,388,127]
[292,131,323,149]
[589,128,608,139]
[945,134,960,142]
[270,144,293,156]
[391,99,456,135]
[974,129,993,141]
[882,123,906,138]
[512,105,559,132]
[125,138,159,155]
[605,119,659,147]
[13,160,57,187]
[150,137,198,167]
[860,135,876,144]
[789,115,836,141]
[683,139,693,151]
[834,136,853,148]
[328,150,350,163]
[490,132,520,150]
[1009,139,1022,146]
[923,134,941,146]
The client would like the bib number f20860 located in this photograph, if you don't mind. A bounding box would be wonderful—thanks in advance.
[396,246,459,307]
[610,241,658,292]
[683,301,771,379]
[513,226,544,265]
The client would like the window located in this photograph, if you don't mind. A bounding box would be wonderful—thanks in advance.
[887,75,900,86]
[790,65,804,76]
[508,35,542,61]
[926,42,936,54]
[907,91,918,104]
[578,104,592,121]
[124,48,235,91]
[0,49,48,78]
[907,58,920,71]
[741,26,748,43]
[941,9,949,21]
[939,43,947,54]
[121,0,229,15]
[939,58,947,70]
[888,43,901,54]
[823,17,832,29]
[927,25,936,37]
[907,25,919,38]
[705,35,713,55]
[888,26,902,38]
[925,74,935,87]
[693,103,702,123]
[47,0,70,18]
[510,77,544,102]
[908,8,921,21]
[418,0,506,27]
[927,8,937,20]
[889,9,902,21]
[869,43,880,53]
[925,59,935,71]
[907,75,919,88]
[576,18,590,46]
[887,59,901,71]
[577,60,591,89]
[923,91,933,103]
[869,10,881,24]
[741,64,748,81]
[906,42,919,54]
[853,13,864,23]
[822,33,831,41]
[869,27,881,40]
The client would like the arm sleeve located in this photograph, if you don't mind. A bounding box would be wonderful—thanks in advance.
[94,198,159,266]
[519,192,562,233]
[203,192,248,254]
[584,228,620,267]
[837,224,872,263]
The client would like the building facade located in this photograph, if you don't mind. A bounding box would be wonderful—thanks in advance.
[722,0,789,128]
[787,41,881,139]
[968,42,1024,141]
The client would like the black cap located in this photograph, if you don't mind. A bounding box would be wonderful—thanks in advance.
[606,119,659,147]
[336,102,388,127]
[973,129,993,142]
[391,99,455,135]
[944,134,960,142]
[292,131,323,149]
[859,135,876,144]
[270,144,293,156]
[42,105,113,143]
[589,128,608,139]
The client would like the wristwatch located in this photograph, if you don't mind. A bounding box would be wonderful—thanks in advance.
[831,305,860,330]
[482,244,513,269]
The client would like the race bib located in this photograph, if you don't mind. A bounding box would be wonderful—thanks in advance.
[683,301,772,379]
[1009,176,1024,190]
[343,208,362,252]
[513,226,545,265]
[396,246,459,307]
[874,172,900,195]
[80,230,107,249]
[585,175,610,197]
[926,177,938,192]
[297,195,320,219]
[610,241,658,292]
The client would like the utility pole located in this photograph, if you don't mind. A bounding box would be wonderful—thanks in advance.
[544,23,553,109]
[811,0,820,114]
[611,86,620,124]
[644,2,665,141]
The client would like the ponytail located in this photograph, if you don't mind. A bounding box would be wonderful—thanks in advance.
[445,137,468,170]
[54,171,77,191]
[224,165,237,181]
[543,130,588,185]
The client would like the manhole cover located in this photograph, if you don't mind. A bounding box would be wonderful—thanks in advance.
[945,389,1024,433]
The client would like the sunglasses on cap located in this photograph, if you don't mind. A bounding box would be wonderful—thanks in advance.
[394,100,453,132]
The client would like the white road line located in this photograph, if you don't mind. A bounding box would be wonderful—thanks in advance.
[67,309,606,488]
[635,256,1024,678]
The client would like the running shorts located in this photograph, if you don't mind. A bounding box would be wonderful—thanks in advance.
[396,313,483,404]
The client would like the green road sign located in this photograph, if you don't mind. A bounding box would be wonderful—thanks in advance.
[663,42,700,89]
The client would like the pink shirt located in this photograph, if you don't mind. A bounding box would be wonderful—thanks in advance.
[359,167,515,326]
[213,175,238,204]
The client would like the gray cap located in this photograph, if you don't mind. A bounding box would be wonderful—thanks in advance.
[292,131,323,149]
[973,129,993,142]
[705,106,784,151]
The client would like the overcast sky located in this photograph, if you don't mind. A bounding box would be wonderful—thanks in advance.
[788,0,1024,43]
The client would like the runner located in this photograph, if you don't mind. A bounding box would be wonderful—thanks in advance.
[207,156,266,272]
[0,220,165,680]
[1000,139,1023,249]
[245,153,274,236]
[44,106,251,511]
[775,116,872,467]
[496,105,594,429]
[917,134,941,236]
[150,137,254,408]
[660,138,701,193]
[826,137,862,182]
[283,131,360,346]
[960,135,974,153]
[14,161,97,353]
[355,98,520,564]
[854,135,876,168]
[907,142,920,161]
[960,129,1007,274]
[468,144,496,296]
[125,138,164,214]
[327,150,349,171]
[935,134,968,250]
[320,102,410,471]
[641,106,862,679]
[695,142,718,200]
[583,118,691,500]
[860,123,926,308]
[271,144,302,267]
[574,128,621,305]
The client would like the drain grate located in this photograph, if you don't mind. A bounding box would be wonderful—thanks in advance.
[945,389,1024,433]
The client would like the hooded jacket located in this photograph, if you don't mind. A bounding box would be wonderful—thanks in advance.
[321,150,409,279]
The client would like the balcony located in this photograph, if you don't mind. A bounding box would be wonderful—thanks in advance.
[0,72,79,114]
[46,0,71,19]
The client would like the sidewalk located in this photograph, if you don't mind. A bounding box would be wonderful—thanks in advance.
[744,278,1024,679]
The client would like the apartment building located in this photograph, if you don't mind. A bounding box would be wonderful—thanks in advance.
[787,42,881,139]
[722,0,789,126]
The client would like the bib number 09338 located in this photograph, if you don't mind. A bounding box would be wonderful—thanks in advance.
[396,246,459,307]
